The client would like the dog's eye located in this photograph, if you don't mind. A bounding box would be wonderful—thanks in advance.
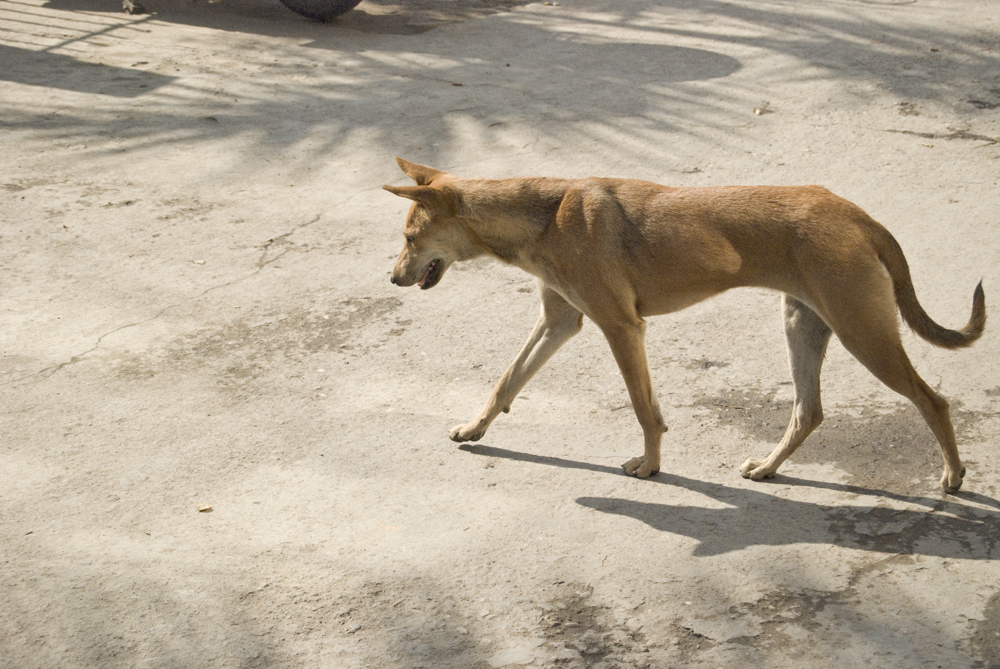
[405,235,414,244]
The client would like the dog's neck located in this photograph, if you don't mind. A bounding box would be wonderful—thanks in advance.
[455,178,570,262]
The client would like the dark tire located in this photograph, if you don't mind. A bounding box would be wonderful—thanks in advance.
[278,0,362,20]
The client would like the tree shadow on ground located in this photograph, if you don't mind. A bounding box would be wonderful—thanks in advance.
[5,0,996,172]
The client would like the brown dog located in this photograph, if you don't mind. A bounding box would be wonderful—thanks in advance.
[384,158,985,493]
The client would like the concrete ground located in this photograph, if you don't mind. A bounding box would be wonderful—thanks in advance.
[2,0,1000,667]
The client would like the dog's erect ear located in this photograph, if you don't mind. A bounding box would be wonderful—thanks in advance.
[382,184,453,213]
[395,157,444,186]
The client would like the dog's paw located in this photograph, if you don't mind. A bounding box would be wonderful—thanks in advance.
[449,421,487,443]
[622,456,659,479]
[941,466,966,494]
[739,458,776,481]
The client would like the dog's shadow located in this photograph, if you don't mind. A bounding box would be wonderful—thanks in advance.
[459,444,1000,560]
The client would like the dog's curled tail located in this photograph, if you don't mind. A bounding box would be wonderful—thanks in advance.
[876,229,986,349]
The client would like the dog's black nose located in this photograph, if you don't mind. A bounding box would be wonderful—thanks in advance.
[390,275,396,284]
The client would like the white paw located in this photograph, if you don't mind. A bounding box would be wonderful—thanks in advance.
[449,421,486,443]
[622,456,659,479]
[941,466,966,494]
[739,458,776,481]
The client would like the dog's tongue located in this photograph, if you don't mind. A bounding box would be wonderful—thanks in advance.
[418,264,431,287]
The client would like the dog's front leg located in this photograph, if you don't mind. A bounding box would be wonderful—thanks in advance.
[600,319,666,479]
[450,285,583,443]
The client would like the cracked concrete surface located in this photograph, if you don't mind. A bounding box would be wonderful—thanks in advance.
[2,0,1000,667]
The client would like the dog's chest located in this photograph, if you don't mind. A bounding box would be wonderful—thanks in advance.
[510,254,592,316]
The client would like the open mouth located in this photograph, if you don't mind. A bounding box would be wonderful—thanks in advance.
[418,259,444,289]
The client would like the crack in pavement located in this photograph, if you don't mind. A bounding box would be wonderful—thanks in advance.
[8,214,324,385]
[887,128,1000,146]
[256,213,321,270]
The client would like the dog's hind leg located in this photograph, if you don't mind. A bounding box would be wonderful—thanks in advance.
[741,295,832,481]
[833,307,966,493]
[450,282,583,443]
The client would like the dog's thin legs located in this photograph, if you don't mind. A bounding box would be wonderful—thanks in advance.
[450,284,583,443]
[600,318,666,479]
[741,295,832,481]
[912,378,965,493]
[837,328,965,493]
[804,271,968,494]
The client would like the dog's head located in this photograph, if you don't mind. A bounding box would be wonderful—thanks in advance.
[384,158,480,290]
